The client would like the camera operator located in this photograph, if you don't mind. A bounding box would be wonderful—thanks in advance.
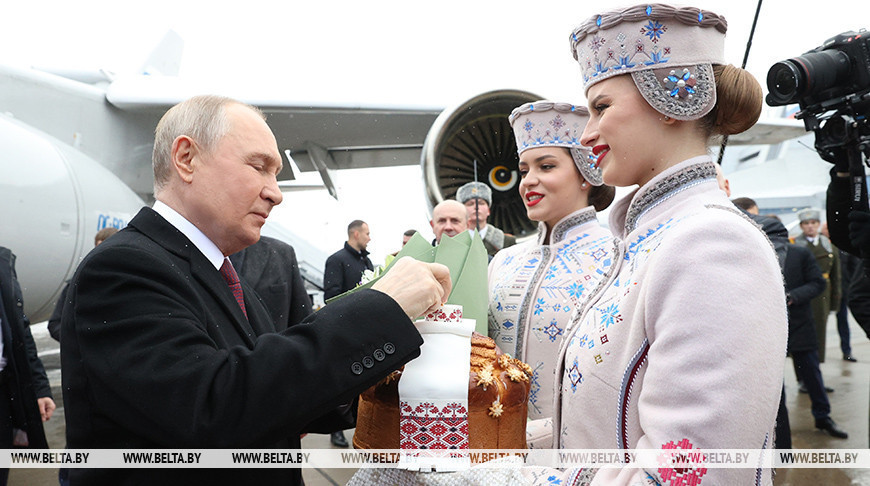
[827,170,870,339]
[770,27,870,444]
[767,28,870,340]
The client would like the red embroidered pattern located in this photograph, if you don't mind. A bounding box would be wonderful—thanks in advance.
[399,401,469,449]
[657,438,708,486]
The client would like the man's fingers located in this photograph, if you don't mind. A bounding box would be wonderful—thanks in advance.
[428,262,452,302]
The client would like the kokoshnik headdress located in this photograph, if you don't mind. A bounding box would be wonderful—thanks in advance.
[569,3,727,121]
[508,101,603,186]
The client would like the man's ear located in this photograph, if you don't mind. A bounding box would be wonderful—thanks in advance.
[429,219,435,230]
[171,135,197,183]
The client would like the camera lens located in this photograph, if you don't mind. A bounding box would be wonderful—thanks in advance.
[766,50,851,106]
[766,61,803,105]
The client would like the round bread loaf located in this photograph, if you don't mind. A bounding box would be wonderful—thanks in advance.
[353,332,531,450]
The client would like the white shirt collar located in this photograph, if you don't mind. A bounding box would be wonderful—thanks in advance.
[477,224,488,239]
[152,200,225,271]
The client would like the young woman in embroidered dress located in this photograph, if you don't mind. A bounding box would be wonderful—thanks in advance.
[530,4,788,486]
[488,101,615,449]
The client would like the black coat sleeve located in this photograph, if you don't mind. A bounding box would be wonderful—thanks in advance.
[8,256,52,399]
[63,244,422,448]
[46,283,68,342]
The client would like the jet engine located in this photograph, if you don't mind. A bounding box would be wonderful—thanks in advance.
[0,113,144,322]
[422,89,541,237]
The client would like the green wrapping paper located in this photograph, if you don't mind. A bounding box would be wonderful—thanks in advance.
[325,231,489,335]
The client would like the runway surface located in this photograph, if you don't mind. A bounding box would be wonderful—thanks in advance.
[11,314,870,485]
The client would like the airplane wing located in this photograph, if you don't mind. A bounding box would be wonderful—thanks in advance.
[105,77,441,167]
[105,77,443,196]
[725,117,807,146]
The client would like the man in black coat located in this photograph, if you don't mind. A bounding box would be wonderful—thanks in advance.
[230,235,311,332]
[60,95,451,486]
[0,246,56,485]
[323,220,373,301]
[322,220,373,447]
[765,218,848,439]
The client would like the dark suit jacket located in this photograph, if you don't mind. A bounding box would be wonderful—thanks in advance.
[61,207,423,485]
[230,235,311,332]
[783,244,826,352]
[0,247,52,449]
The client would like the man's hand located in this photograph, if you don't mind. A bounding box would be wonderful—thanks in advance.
[372,257,451,319]
[37,397,56,422]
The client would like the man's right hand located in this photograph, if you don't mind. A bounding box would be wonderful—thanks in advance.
[372,257,451,319]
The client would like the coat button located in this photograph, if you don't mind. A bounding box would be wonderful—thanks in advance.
[362,356,375,368]
[351,362,363,375]
[373,349,386,361]
[383,342,395,355]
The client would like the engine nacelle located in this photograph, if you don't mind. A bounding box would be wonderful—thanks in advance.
[0,113,144,322]
[421,89,541,237]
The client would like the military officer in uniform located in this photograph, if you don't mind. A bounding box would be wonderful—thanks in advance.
[793,208,841,363]
[456,181,516,258]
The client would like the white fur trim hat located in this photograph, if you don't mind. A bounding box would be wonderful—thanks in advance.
[508,101,603,186]
[569,3,727,121]
[456,181,492,206]
[797,208,821,223]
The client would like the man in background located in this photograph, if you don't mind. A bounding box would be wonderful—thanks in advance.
[391,229,418,257]
[731,197,759,215]
[1,246,55,486]
[793,208,841,364]
[321,219,373,447]
[324,220,373,300]
[768,219,848,440]
[456,181,516,257]
[430,199,468,245]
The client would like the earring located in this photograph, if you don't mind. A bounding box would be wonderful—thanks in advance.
[581,182,588,189]
[664,115,671,121]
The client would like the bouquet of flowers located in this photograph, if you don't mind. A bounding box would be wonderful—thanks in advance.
[326,230,488,335]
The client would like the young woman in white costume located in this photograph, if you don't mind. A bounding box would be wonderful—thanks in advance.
[526,4,788,485]
[488,101,615,448]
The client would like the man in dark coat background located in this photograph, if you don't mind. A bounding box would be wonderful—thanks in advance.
[322,219,373,447]
[60,95,450,486]
[0,246,55,486]
[764,218,848,439]
[323,220,373,302]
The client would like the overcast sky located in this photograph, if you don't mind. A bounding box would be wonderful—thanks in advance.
[3,0,868,263]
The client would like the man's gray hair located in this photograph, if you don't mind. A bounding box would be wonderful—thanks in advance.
[152,95,265,194]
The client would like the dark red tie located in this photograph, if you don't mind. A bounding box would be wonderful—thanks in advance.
[219,258,247,318]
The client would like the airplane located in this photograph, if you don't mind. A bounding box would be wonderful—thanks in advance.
[0,31,810,324]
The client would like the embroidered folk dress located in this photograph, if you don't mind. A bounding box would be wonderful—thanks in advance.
[488,206,614,443]
[550,157,787,486]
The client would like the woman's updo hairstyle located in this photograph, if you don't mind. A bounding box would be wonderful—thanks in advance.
[701,64,763,138]
[588,184,616,212]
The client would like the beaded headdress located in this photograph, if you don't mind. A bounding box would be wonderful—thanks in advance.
[569,4,727,121]
[508,101,603,186]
